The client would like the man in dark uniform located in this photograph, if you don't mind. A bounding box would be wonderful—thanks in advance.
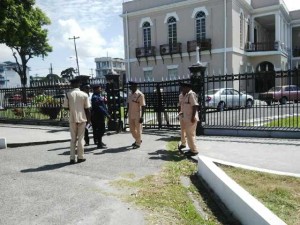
[81,83,92,146]
[91,84,110,149]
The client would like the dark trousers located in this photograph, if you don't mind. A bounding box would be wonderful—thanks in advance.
[92,117,105,145]
[84,128,89,145]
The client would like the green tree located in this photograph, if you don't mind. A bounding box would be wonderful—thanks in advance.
[61,67,76,80]
[0,0,52,87]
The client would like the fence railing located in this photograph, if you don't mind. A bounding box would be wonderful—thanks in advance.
[1,70,300,132]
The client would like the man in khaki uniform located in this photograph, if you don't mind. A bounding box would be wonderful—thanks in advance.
[126,81,146,149]
[180,82,199,156]
[178,90,187,152]
[63,78,91,164]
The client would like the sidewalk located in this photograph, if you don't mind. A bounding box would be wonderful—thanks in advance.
[1,123,300,175]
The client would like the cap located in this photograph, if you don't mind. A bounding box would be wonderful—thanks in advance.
[69,78,80,84]
[81,83,90,88]
[129,81,138,86]
[91,84,101,89]
[179,81,192,88]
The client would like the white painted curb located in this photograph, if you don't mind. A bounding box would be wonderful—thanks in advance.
[197,156,287,225]
[0,137,7,149]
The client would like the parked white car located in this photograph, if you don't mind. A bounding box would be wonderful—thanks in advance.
[205,88,254,111]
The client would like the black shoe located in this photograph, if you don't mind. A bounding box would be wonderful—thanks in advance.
[178,144,186,154]
[70,159,75,164]
[77,158,86,163]
[97,144,106,149]
[132,144,140,149]
[101,142,107,147]
[132,140,142,146]
[184,151,198,157]
[84,143,89,146]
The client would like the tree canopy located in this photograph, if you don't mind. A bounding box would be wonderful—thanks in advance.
[0,0,52,86]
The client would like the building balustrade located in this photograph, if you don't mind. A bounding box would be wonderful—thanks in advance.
[159,43,182,56]
[245,41,281,52]
[135,46,156,58]
[187,39,212,53]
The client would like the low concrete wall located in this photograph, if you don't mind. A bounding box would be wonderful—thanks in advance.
[204,128,300,139]
[197,156,287,225]
[0,137,7,149]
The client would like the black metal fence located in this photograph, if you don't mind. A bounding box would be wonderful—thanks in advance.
[1,70,300,132]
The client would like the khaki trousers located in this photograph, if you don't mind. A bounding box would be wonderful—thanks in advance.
[69,122,86,160]
[183,120,198,153]
[179,117,186,146]
[129,118,142,145]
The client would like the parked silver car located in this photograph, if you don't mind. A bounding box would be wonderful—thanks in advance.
[205,88,254,111]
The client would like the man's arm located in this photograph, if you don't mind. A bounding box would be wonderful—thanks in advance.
[85,108,91,124]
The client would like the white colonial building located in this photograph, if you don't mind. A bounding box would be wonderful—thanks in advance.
[122,0,300,91]
[95,57,126,78]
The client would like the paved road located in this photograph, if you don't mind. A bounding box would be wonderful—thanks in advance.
[0,123,299,225]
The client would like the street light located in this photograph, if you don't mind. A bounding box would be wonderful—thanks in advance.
[69,36,80,76]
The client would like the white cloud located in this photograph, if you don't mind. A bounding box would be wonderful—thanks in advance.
[0,44,15,62]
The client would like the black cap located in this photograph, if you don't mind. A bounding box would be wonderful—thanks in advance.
[91,84,101,89]
[81,83,90,88]
[69,78,80,84]
[179,81,192,88]
[129,81,138,86]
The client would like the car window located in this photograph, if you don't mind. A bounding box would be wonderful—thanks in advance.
[269,87,282,92]
[225,89,233,95]
[207,89,219,95]
[232,90,240,95]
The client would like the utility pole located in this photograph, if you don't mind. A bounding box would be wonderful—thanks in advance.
[90,68,94,78]
[69,36,80,76]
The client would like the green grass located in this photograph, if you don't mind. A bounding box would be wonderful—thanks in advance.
[220,165,300,225]
[111,139,223,225]
[266,116,300,127]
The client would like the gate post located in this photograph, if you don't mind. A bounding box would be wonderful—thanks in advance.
[188,61,206,135]
[105,72,122,132]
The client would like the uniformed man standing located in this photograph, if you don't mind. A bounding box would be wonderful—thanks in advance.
[179,82,199,156]
[81,84,92,146]
[178,89,187,153]
[126,81,146,149]
[91,84,110,149]
[63,78,91,164]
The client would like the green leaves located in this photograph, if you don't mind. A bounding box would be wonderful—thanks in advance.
[0,0,52,86]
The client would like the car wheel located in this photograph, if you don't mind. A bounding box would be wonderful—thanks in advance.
[245,99,253,108]
[280,97,287,105]
[266,101,272,106]
[217,102,225,112]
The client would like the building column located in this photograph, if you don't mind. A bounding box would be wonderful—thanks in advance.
[275,13,281,50]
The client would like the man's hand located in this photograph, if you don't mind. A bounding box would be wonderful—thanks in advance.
[139,117,144,123]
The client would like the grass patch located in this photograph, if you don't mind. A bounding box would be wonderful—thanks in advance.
[111,139,240,225]
[220,165,300,225]
[266,116,300,127]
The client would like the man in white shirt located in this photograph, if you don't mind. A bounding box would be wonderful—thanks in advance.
[63,78,91,164]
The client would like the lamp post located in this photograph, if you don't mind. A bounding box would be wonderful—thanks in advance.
[69,36,80,76]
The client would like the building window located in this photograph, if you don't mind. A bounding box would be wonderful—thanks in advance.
[143,22,151,48]
[144,70,153,82]
[240,13,244,48]
[168,17,177,49]
[196,11,206,40]
[168,68,178,80]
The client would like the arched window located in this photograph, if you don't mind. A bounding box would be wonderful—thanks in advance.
[196,11,206,40]
[168,17,177,47]
[143,22,151,48]
[240,13,244,48]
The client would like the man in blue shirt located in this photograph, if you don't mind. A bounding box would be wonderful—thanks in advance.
[91,84,110,149]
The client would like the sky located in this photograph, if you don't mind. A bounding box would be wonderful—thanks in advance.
[0,0,300,78]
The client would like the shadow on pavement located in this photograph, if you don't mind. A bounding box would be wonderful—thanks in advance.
[94,146,132,155]
[20,162,70,173]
